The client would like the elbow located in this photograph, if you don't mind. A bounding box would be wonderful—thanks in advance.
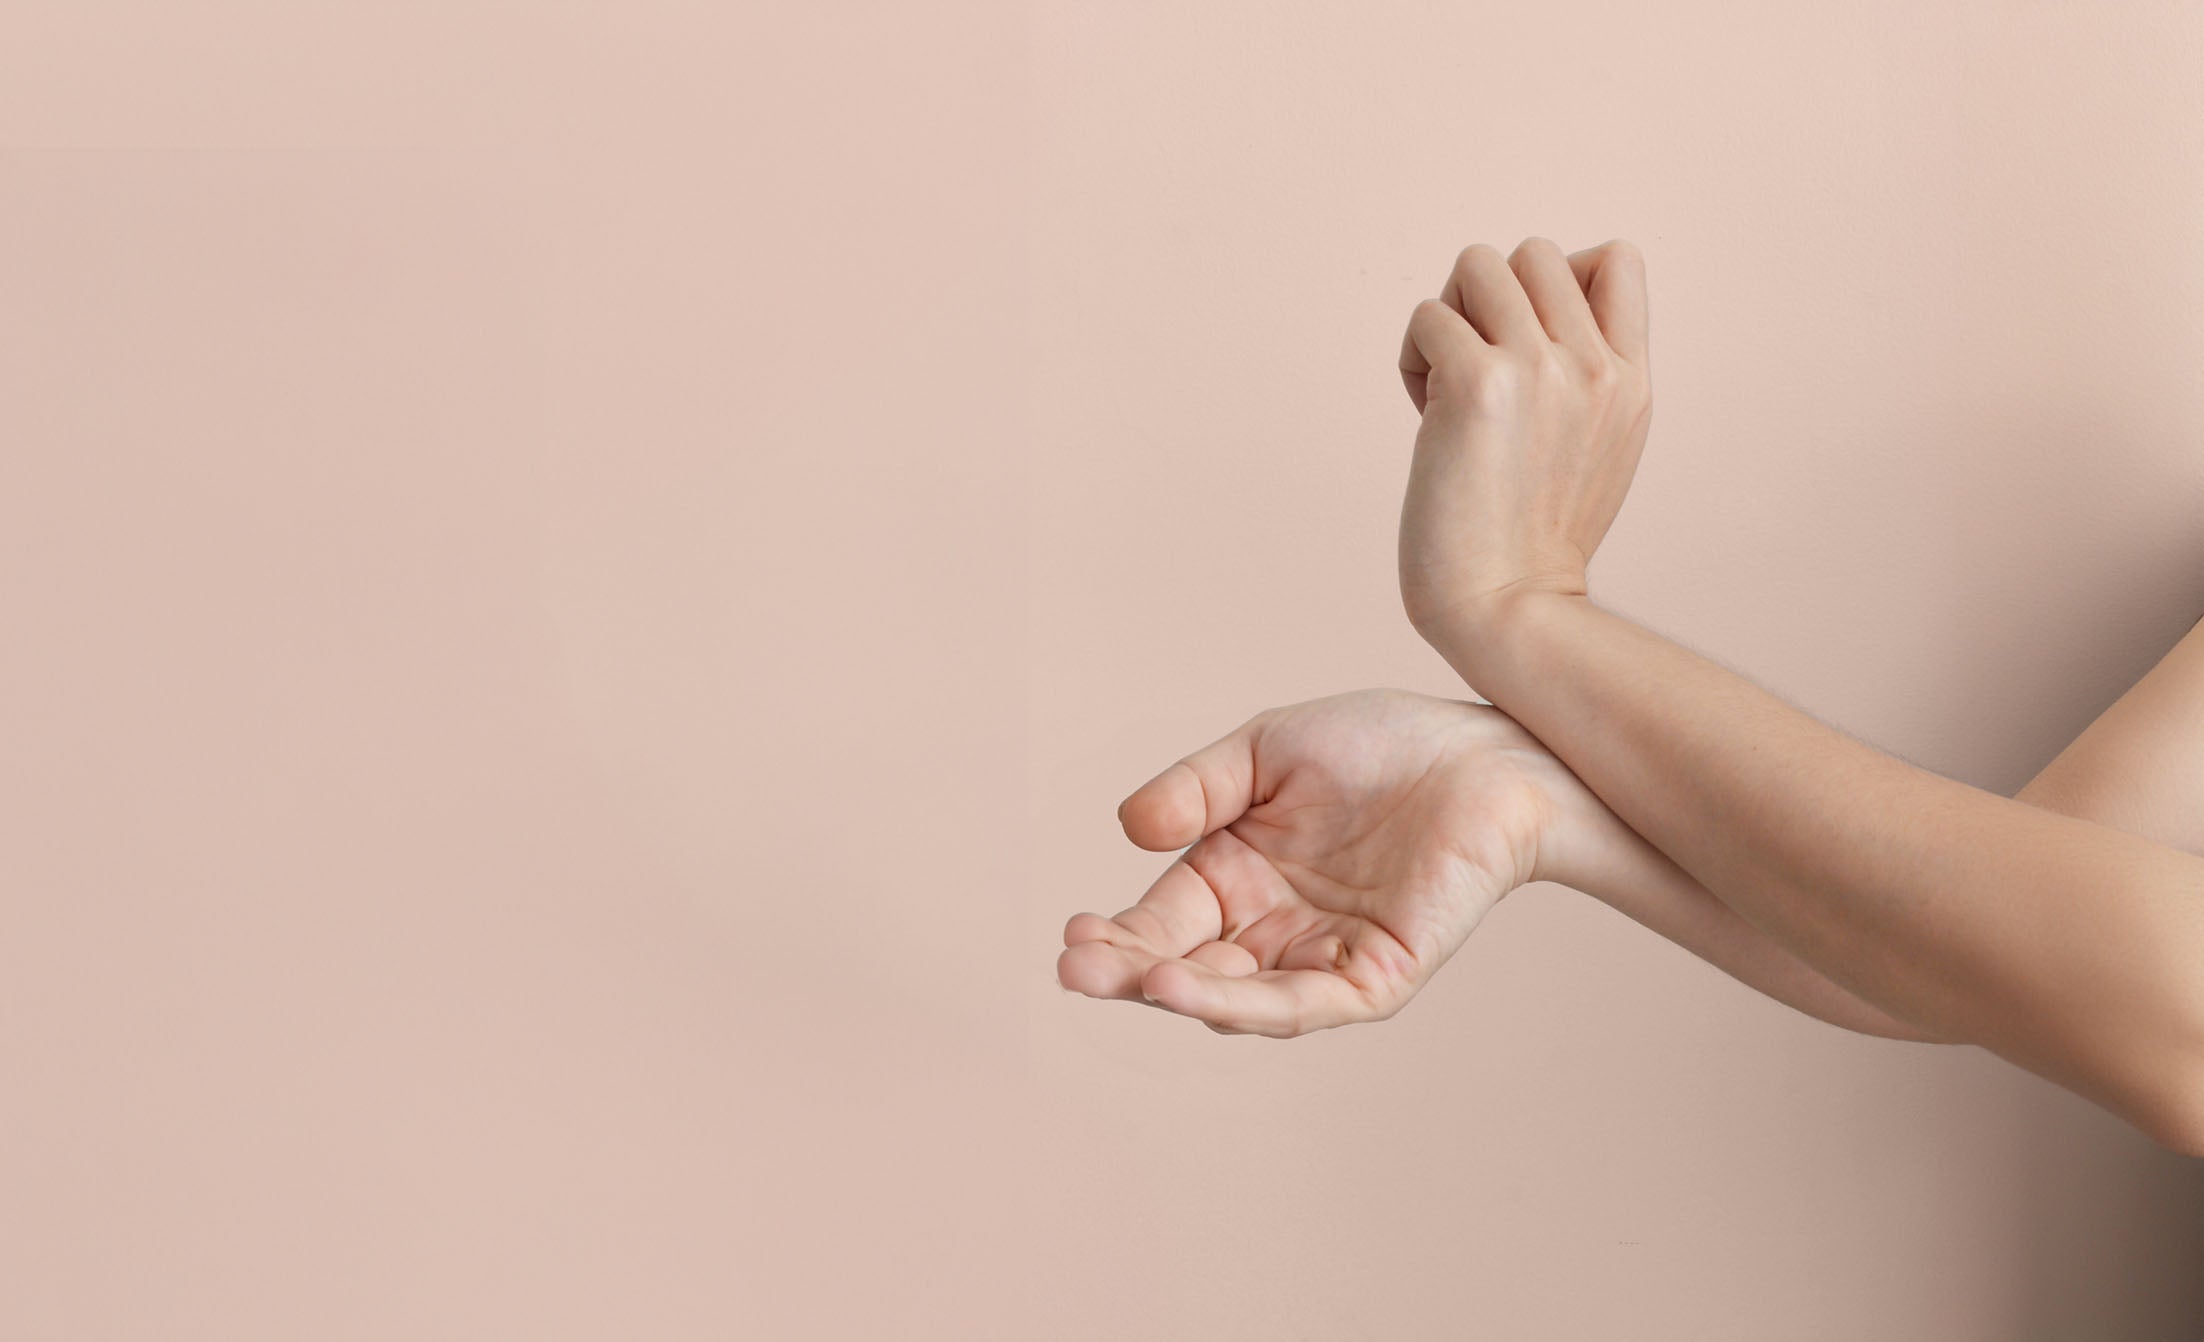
[2143,1105,2204,1161]
[2125,1016,2204,1156]
[2135,964,2204,1157]
[1881,1015,1955,1045]
[2141,1058,2204,1159]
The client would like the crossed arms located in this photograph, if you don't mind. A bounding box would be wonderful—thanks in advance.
[1057,239,2204,1156]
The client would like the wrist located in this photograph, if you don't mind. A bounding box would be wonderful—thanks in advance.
[1451,694,1609,897]
[1507,731,1618,894]
[1419,581,1589,690]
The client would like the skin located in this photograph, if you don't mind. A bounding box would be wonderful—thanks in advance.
[2016,615,2204,856]
[1057,687,1930,1041]
[1058,236,2204,1157]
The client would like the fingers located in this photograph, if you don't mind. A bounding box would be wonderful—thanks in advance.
[1061,936,1373,1036]
[1398,299,1476,414]
[1063,816,1299,1006]
[1056,913,1252,1002]
[1103,858,1225,958]
[1118,716,1267,852]
[1055,936,1151,1000]
[1565,238,1650,368]
[1442,243,1543,347]
[1508,237,1603,351]
[1139,959,1374,1037]
[1184,939,1260,975]
[1402,237,1648,413]
[1062,918,1385,1034]
[1056,840,1238,999]
[1065,823,1291,953]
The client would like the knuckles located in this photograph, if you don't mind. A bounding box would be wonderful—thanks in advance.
[1415,237,1652,414]
[1507,235,1563,267]
[1595,236,1644,268]
[1427,350,1497,389]
[1424,342,1647,418]
[1452,241,1505,274]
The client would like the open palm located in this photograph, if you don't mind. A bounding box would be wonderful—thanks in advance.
[1057,689,1562,1036]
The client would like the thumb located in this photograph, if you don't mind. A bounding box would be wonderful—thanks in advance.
[1117,714,1266,851]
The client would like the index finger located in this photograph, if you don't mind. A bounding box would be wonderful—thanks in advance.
[1398,298,1476,415]
[1140,959,1375,1038]
[1565,239,1650,368]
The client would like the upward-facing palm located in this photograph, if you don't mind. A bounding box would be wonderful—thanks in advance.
[1058,689,1574,1036]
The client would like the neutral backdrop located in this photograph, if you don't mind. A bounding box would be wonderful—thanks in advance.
[4,2,2202,1338]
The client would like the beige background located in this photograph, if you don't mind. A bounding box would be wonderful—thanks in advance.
[3,2,2202,1337]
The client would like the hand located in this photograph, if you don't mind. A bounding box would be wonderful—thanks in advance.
[1057,689,1605,1037]
[1395,237,1653,641]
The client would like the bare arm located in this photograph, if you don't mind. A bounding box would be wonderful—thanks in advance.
[1581,617,2204,1046]
[1523,725,1937,1041]
[2018,617,2204,853]
[1554,790,1945,1042]
[1445,593,2204,1152]
[1395,237,2204,1151]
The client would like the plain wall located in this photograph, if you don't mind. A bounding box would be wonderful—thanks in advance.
[2,2,2201,1337]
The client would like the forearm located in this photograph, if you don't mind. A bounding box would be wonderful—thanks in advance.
[1562,811,1942,1042]
[1445,591,2204,1149]
[1537,737,1936,1041]
[1581,761,2193,1047]
[2017,617,2204,853]
[1580,615,2204,1044]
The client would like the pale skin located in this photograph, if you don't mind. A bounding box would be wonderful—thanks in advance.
[1057,238,2204,1156]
